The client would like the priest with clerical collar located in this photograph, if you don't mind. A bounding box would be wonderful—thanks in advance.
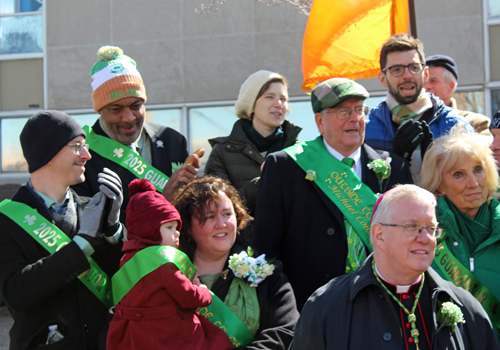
[290,184,499,350]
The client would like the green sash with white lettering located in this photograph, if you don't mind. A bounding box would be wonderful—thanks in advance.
[434,238,500,328]
[83,126,169,192]
[0,199,112,308]
[111,246,253,347]
[284,137,377,272]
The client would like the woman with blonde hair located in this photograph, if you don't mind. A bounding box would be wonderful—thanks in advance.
[421,124,500,339]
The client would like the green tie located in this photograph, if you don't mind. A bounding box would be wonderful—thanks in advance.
[342,157,355,168]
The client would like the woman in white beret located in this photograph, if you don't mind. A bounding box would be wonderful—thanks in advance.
[205,70,302,216]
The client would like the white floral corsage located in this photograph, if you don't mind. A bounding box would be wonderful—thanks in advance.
[367,157,392,192]
[228,247,277,287]
[437,302,465,332]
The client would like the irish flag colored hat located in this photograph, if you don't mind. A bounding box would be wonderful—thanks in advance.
[90,46,147,112]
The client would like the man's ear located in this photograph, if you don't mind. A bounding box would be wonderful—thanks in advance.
[371,223,385,250]
[423,66,429,83]
[315,112,324,136]
[379,71,388,88]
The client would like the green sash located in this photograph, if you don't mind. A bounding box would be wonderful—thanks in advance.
[83,126,169,192]
[111,246,253,347]
[434,239,500,328]
[198,292,254,347]
[111,246,197,304]
[284,137,377,270]
[0,200,112,308]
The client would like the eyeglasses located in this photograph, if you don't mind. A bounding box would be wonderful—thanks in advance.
[67,142,90,156]
[382,63,425,77]
[325,106,365,120]
[379,223,442,238]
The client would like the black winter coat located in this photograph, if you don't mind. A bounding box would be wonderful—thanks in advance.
[252,142,413,310]
[72,120,188,224]
[0,186,117,350]
[290,256,500,350]
[205,119,301,215]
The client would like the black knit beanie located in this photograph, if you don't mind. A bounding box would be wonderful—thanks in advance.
[20,110,86,173]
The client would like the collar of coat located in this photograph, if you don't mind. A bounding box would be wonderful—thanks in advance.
[208,118,302,148]
[349,254,464,307]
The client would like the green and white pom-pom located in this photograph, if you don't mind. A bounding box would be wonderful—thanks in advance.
[97,46,123,61]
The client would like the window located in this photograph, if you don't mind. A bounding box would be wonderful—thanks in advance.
[491,90,500,114]
[0,95,425,175]
[188,106,234,170]
[1,117,28,172]
[489,0,500,19]
[0,0,43,54]
[453,91,485,114]
[147,109,181,133]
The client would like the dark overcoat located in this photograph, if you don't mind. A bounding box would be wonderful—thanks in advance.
[290,256,500,350]
[252,142,413,310]
[0,186,116,350]
[72,120,188,224]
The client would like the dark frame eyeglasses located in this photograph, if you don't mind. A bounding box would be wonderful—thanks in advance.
[324,105,366,120]
[379,223,442,238]
[382,63,425,77]
[67,142,90,156]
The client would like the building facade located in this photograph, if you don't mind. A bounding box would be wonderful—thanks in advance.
[0,0,494,183]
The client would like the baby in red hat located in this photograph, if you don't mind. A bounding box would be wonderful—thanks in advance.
[107,179,233,350]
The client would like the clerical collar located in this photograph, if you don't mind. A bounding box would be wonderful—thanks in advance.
[374,263,422,294]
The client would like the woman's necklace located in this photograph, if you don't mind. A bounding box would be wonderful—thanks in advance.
[372,260,425,350]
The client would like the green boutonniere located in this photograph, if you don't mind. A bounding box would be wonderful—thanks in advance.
[367,157,392,192]
[437,301,465,332]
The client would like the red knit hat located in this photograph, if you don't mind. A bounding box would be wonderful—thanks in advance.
[126,179,182,245]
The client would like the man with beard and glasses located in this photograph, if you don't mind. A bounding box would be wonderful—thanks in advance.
[365,34,472,184]
[72,46,200,225]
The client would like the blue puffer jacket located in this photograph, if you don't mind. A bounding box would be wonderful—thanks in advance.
[365,93,473,152]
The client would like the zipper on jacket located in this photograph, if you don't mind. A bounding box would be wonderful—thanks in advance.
[470,258,474,272]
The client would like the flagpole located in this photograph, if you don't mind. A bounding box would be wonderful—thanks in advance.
[408,0,417,38]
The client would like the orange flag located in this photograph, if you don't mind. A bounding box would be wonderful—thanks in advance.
[301,0,409,91]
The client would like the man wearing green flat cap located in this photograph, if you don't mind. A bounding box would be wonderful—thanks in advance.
[252,78,413,311]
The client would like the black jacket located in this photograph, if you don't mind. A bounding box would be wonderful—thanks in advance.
[205,119,301,216]
[0,186,116,350]
[252,142,413,310]
[290,255,500,350]
[72,120,188,224]
[209,243,299,350]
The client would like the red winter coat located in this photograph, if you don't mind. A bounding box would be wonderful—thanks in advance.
[107,240,233,350]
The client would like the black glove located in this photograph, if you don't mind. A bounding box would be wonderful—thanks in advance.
[97,168,123,234]
[420,120,434,161]
[77,191,106,246]
[393,120,424,162]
